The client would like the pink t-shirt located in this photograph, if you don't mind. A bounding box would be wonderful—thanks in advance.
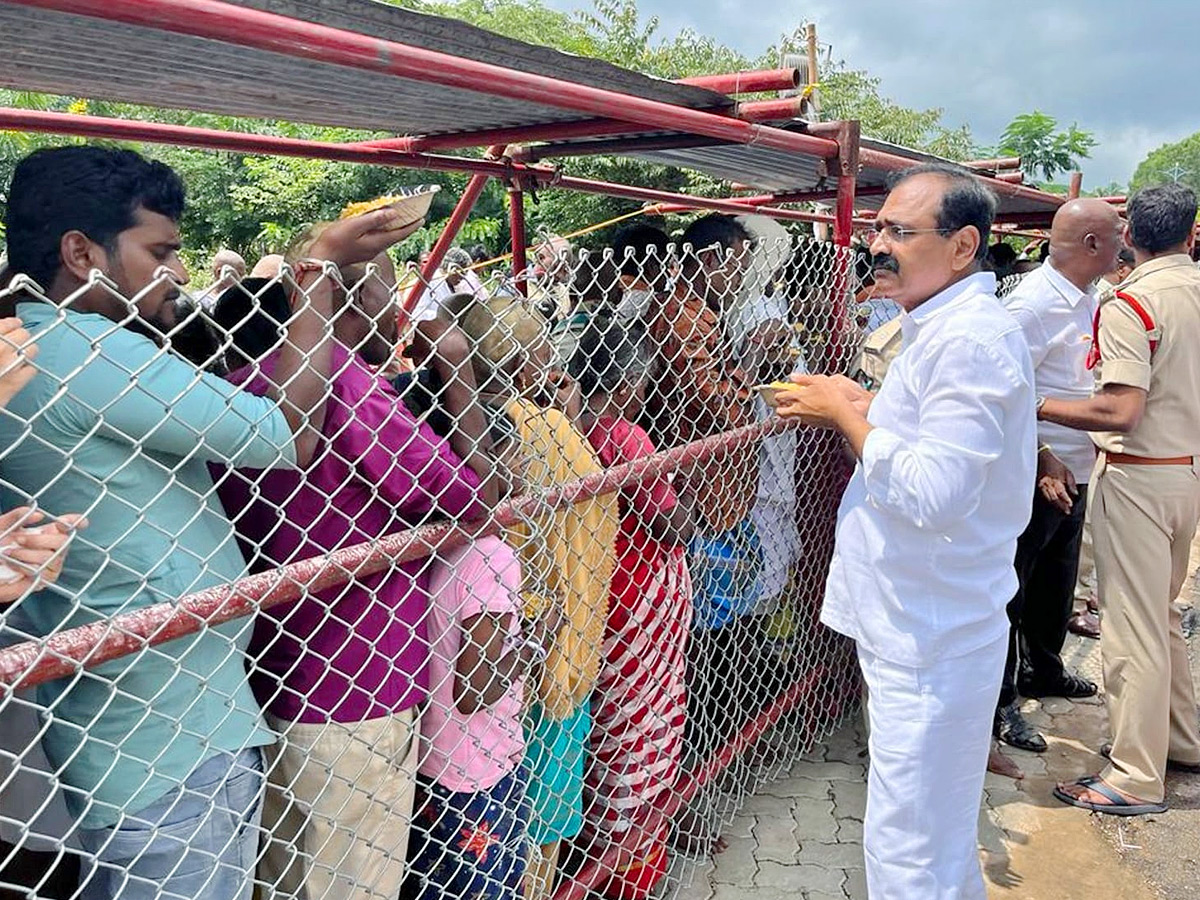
[420,536,526,792]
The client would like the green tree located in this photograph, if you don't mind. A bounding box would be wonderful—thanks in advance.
[1130,133,1200,195]
[996,111,1096,182]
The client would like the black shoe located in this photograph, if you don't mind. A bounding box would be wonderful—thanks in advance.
[995,701,1048,753]
[1019,671,1098,700]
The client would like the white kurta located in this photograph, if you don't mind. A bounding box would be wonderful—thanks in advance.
[822,271,1036,899]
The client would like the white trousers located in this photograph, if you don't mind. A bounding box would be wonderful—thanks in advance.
[858,634,1005,900]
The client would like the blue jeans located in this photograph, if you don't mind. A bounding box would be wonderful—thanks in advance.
[77,748,264,900]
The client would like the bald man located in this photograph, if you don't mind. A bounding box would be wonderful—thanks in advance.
[197,248,247,311]
[992,198,1124,757]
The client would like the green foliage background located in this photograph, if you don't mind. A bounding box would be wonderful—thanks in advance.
[0,0,1110,282]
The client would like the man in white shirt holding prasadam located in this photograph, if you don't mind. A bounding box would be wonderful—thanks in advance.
[775,164,1036,899]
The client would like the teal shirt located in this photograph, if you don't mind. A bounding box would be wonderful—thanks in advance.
[0,302,295,829]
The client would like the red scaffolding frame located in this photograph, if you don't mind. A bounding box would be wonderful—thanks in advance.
[0,2,1073,894]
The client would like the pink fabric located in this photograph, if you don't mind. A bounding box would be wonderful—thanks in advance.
[219,346,483,723]
[420,536,526,792]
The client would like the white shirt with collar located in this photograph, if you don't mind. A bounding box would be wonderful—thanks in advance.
[821,271,1037,667]
[1003,261,1099,483]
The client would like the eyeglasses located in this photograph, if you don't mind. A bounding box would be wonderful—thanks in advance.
[865,224,955,244]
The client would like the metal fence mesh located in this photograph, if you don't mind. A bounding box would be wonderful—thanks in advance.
[0,220,862,900]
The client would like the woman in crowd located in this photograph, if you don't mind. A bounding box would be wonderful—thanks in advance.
[447,292,618,899]
[404,409,561,900]
[569,318,694,899]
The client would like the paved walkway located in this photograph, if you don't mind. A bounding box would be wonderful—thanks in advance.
[664,624,1198,900]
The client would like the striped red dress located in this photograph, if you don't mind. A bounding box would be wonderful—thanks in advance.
[582,415,693,898]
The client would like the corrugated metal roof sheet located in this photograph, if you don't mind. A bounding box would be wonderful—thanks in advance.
[0,0,1063,221]
[0,0,731,135]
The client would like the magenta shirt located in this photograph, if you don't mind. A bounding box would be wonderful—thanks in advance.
[218,346,483,723]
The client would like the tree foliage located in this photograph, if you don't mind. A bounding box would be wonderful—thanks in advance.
[996,110,1096,182]
[2,0,1078,276]
[1130,133,1200,196]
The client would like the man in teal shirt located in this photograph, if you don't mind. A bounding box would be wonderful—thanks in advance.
[0,146,419,900]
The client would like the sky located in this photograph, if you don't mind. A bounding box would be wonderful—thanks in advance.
[540,0,1200,188]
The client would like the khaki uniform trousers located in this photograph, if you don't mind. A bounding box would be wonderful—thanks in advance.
[257,709,419,900]
[1091,458,1200,802]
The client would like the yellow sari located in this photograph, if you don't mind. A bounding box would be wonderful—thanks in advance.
[505,398,618,720]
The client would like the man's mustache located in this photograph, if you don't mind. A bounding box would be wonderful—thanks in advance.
[873,254,900,276]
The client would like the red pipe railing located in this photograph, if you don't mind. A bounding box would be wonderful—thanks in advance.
[678,68,802,95]
[11,0,840,162]
[0,419,802,689]
[509,182,529,297]
[0,109,835,228]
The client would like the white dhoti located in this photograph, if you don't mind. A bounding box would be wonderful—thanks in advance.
[858,634,1005,900]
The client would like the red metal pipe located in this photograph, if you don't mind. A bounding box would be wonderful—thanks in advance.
[519,134,723,163]
[856,146,1065,208]
[678,68,802,95]
[826,120,860,374]
[401,172,490,329]
[509,184,528,297]
[0,106,534,179]
[12,0,839,161]
[964,156,1022,171]
[995,171,1025,184]
[0,419,794,689]
[1068,171,1083,200]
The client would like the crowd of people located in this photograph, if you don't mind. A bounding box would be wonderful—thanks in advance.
[2,142,1198,900]
[0,145,835,900]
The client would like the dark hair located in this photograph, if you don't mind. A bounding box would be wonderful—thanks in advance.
[987,242,1017,267]
[681,214,750,263]
[5,146,186,288]
[1117,247,1136,266]
[468,244,491,265]
[573,255,623,309]
[212,278,291,369]
[169,300,225,375]
[1126,184,1197,254]
[569,316,650,397]
[612,224,670,278]
[888,163,997,261]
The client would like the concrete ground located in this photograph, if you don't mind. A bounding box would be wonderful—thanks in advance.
[663,617,1200,900]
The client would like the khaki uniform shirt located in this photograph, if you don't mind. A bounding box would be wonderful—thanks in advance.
[1091,254,1200,457]
[853,317,903,389]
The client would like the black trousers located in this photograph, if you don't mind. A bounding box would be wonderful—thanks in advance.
[997,486,1088,709]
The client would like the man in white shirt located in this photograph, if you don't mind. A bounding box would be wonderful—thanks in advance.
[776,164,1036,899]
[994,199,1124,754]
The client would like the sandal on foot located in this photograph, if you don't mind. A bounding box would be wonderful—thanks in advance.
[1019,672,1097,700]
[1053,775,1167,816]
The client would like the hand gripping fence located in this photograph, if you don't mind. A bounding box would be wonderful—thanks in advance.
[0,226,863,900]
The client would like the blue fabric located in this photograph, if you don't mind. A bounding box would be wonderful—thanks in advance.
[404,768,530,900]
[689,519,764,630]
[522,701,590,845]
[76,748,264,900]
[0,302,287,828]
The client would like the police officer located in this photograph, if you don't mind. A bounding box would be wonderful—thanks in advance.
[1043,183,1200,815]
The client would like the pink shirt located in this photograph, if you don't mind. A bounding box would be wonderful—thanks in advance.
[219,346,483,723]
[420,536,525,792]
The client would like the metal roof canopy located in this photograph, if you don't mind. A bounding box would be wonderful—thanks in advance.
[0,0,732,136]
[0,0,1065,223]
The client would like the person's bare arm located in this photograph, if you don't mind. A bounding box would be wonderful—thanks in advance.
[272,210,424,466]
[454,607,562,714]
[1039,385,1147,434]
[409,317,499,506]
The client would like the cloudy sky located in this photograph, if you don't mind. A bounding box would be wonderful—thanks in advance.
[541,0,1199,188]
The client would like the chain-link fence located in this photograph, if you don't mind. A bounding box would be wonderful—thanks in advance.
[0,213,862,900]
